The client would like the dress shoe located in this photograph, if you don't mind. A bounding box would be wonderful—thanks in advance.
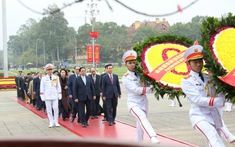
[62,118,66,121]
[91,116,95,119]
[82,123,87,128]
[109,122,113,126]
[228,135,235,143]
[94,116,98,118]
[113,121,116,124]
[71,117,75,122]
[55,123,60,127]
[150,137,160,144]
[49,124,53,128]
[224,108,232,112]
[102,117,107,121]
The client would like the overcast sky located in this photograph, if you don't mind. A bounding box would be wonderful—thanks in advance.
[1,0,235,49]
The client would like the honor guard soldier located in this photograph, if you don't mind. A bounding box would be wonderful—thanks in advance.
[40,63,62,128]
[122,50,160,144]
[181,45,235,147]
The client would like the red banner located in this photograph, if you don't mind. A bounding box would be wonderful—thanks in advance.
[218,68,235,87]
[147,50,186,82]
[86,45,100,63]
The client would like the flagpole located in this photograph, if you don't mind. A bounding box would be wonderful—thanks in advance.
[2,0,8,78]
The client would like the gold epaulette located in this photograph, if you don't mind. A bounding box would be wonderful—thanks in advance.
[124,73,129,77]
[184,75,191,79]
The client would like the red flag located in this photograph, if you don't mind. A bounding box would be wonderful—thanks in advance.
[218,68,235,87]
[177,5,183,12]
[193,40,199,45]
[86,45,100,63]
[86,45,93,63]
[88,31,99,38]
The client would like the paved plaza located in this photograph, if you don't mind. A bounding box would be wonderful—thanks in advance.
[0,83,235,147]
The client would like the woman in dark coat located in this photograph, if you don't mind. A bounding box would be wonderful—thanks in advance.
[59,69,70,120]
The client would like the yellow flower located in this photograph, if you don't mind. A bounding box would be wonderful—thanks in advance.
[145,43,188,88]
[0,81,15,85]
[214,28,235,72]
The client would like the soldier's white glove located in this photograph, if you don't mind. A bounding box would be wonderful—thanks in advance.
[58,95,62,100]
[213,97,225,107]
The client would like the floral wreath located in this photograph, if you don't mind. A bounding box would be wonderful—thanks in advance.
[133,34,193,106]
[201,13,235,102]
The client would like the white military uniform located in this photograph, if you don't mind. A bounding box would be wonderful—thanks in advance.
[122,50,159,144]
[181,45,235,147]
[40,65,62,127]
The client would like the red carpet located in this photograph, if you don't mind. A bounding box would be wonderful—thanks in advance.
[14,97,197,147]
[15,97,47,119]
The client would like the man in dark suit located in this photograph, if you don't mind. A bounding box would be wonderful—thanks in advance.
[18,72,25,101]
[89,67,101,119]
[33,71,45,110]
[73,67,95,127]
[15,71,22,99]
[102,64,121,126]
[68,66,80,122]
[100,65,108,121]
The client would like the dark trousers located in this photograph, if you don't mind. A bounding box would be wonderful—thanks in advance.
[36,94,45,109]
[59,100,70,119]
[106,95,118,123]
[91,95,100,116]
[78,99,91,124]
[32,99,36,106]
[71,98,79,118]
[102,98,107,118]
[19,88,25,100]
[16,87,20,98]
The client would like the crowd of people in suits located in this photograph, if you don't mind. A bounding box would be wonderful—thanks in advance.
[15,63,121,128]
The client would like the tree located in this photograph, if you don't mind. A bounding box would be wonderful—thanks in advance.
[7,4,77,67]
[166,16,207,41]
[77,22,129,63]
[131,26,159,44]
[38,4,70,63]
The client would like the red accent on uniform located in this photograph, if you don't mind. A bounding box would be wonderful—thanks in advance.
[209,97,215,106]
[195,124,212,147]
[187,52,203,61]
[211,97,214,106]
[142,87,146,94]
[131,108,151,138]
[59,92,62,94]
[218,128,228,139]
[40,92,44,95]
[124,55,136,62]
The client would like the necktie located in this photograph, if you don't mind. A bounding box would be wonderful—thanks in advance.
[199,72,204,82]
[110,74,113,84]
[134,72,138,77]
[50,76,52,80]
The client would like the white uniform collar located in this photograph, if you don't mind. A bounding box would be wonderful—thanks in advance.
[190,70,200,78]
[190,70,205,84]
[47,74,53,77]
[128,70,135,75]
